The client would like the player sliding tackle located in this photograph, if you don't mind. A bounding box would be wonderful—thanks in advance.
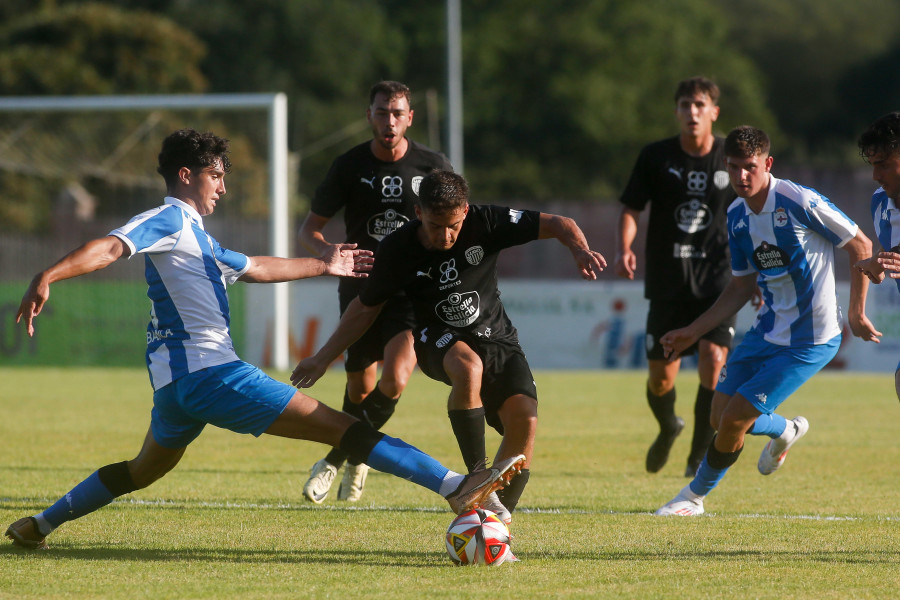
[654,126,880,516]
[5,129,523,551]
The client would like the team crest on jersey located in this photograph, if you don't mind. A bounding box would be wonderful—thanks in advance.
[411,176,423,195]
[465,246,484,265]
[718,364,727,383]
[674,199,712,233]
[773,207,789,227]
[435,291,480,327]
[367,209,409,241]
[752,240,790,273]
[713,170,730,190]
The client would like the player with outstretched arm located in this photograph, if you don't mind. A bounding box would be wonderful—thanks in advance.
[5,129,522,550]
[292,170,606,525]
[654,126,880,516]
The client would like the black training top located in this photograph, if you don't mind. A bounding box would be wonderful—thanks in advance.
[313,139,452,297]
[620,135,734,301]
[359,204,541,342]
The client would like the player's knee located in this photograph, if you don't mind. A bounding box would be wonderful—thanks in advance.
[647,378,674,397]
[378,373,408,399]
[444,350,483,383]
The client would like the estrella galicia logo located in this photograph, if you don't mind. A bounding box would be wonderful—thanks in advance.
[367,209,409,241]
[435,291,480,327]
[674,199,712,233]
[752,240,790,274]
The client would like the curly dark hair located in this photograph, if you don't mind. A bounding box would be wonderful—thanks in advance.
[724,125,771,158]
[157,129,231,189]
[858,112,900,162]
[417,170,469,214]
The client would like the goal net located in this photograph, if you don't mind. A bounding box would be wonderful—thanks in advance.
[0,94,291,370]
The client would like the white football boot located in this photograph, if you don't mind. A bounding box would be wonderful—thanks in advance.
[482,492,512,526]
[303,459,338,504]
[655,485,705,516]
[758,416,809,476]
[337,463,369,502]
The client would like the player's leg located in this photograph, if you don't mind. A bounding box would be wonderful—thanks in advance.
[688,339,729,476]
[336,330,417,501]
[268,390,523,514]
[645,358,685,473]
[656,392,757,516]
[491,393,537,517]
[6,427,188,549]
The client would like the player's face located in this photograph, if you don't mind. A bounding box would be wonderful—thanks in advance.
[676,93,719,139]
[415,204,468,251]
[726,152,773,202]
[184,160,226,216]
[867,151,900,201]
[367,92,414,151]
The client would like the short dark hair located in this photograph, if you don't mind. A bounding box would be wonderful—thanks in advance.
[724,125,770,158]
[369,80,411,106]
[417,170,468,214]
[858,112,900,162]
[157,129,231,189]
[674,76,720,105]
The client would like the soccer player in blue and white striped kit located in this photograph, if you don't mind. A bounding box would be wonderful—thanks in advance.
[5,129,523,550]
[855,112,900,403]
[655,126,881,516]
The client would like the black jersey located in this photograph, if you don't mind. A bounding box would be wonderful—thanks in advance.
[620,136,734,301]
[359,205,541,342]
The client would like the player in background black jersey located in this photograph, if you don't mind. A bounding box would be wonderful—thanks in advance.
[292,170,607,524]
[298,81,453,503]
[616,77,738,477]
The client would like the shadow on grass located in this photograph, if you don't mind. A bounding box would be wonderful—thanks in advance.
[0,544,448,567]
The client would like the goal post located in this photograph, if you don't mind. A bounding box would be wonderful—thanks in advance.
[0,93,292,370]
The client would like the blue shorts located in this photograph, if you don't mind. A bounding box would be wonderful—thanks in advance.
[715,330,840,414]
[150,360,296,449]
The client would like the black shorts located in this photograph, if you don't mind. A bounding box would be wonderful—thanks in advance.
[339,287,416,372]
[645,297,735,361]
[413,326,537,434]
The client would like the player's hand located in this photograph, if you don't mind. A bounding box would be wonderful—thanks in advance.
[750,285,764,310]
[290,355,329,388]
[614,250,636,280]
[849,313,882,343]
[659,327,697,362]
[321,243,374,278]
[15,273,50,337]
[875,251,900,279]
[574,248,607,280]
[857,256,887,283]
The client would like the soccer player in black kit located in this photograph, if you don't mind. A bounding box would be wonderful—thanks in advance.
[615,77,737,477]
[292,170,607,524]
[298,81,453,503]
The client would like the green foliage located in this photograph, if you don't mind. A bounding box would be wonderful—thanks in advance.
[0,3,207,95]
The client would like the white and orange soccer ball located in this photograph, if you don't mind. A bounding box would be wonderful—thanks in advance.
[445,508,515,566]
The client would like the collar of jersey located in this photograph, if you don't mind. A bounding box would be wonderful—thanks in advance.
[164,196,204,229]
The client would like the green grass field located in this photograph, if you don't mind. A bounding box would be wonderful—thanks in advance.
[2,367,899,599]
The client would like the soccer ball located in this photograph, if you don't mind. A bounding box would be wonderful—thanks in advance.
[445,508,514,566]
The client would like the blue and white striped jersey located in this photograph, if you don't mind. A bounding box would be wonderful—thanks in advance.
[869,187,900,293]
[109,197,251,390]
[727,176,857,346]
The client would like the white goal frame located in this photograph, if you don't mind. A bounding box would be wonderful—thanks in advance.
[0,93,292,370]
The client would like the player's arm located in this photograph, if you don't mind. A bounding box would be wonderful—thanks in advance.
[614,205,641,280]
[16,235,129,337]
[660,272,758,361]
[290,296,385,388]
[842,230,882,343]
[239,244,373,283]
[297,211,335,257]
[538,213,607,280]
